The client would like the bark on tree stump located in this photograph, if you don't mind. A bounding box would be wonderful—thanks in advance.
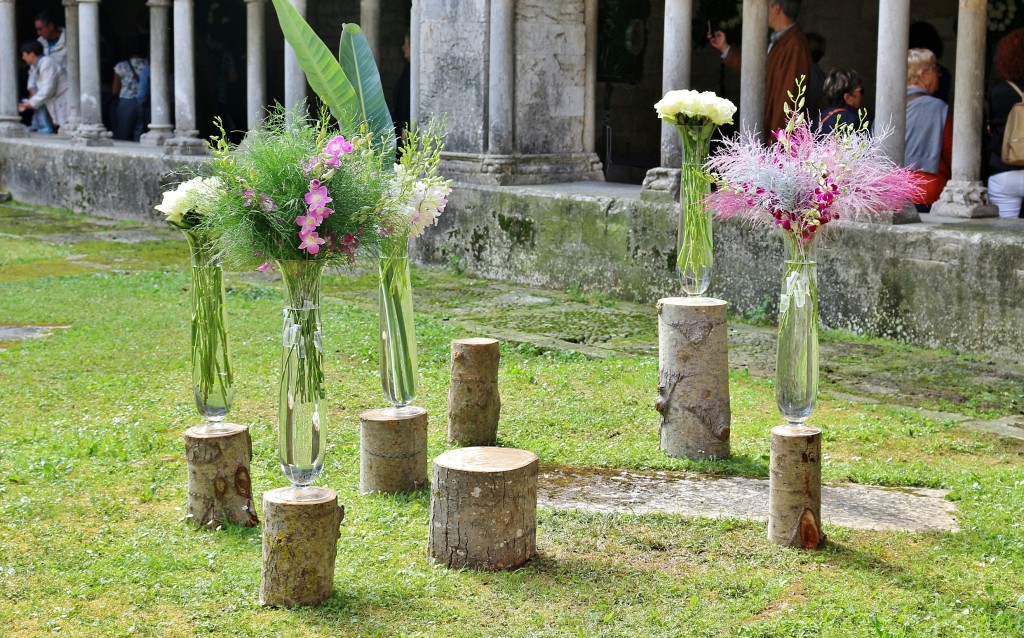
[656,297,731,460]
[260,486,345,607]
[768,425,825,549]
[428,446,538,570]
[359,406,428,494]
[183,423,258,529]
[447,338,501,446]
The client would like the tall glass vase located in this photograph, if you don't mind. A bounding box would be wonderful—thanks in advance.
[676,122,715,296]
[776,235,819,424]
[183,230,234,432]
[277,259,327,499]
[378,242,418,412]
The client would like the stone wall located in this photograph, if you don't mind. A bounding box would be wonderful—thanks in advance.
[414,182,1024,361]
[514,0,587,154]
[0,138,203,222]
[419,0,489,154]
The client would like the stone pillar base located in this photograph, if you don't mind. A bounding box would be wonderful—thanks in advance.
[164,134,209,156]
[440,152,604,186]
[931,179,998,218]
[140,125,174,147]
[73,124,113,146]
[0,118,27,138]
[640,167,680,203]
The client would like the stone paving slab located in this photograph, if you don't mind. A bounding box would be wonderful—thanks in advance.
[538,466,958,533]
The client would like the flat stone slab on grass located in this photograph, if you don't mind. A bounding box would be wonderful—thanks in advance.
[0,325,69,343]
[539,466,958,533]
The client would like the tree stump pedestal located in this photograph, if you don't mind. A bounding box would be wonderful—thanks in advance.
[359,406,428,494]
[428,446,538,570]
[768,425,825,549]
[447,338,501,446]
[183,423,258,528]
[656,297,731,460]
[260,486,345,607]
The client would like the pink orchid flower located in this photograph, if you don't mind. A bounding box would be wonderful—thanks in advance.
[304,180,332,212]
[296,214,321,237]
[298,231,326,255]
[324,135,353,157]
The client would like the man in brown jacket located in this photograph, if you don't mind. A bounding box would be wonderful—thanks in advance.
[708,0,812,140]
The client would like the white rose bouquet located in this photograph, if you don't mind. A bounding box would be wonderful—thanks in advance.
[654,89,736,296]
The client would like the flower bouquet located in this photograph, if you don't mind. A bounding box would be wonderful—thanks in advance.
[377,121,451,411]
[654,89,736,295]
[706,78,920,424]
[156,176,235,430]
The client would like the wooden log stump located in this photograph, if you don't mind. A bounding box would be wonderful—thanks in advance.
[260,486,345,607]
[183,423,258,529]
[428,446,538,570]
[447,338,501,446]
[359,406,428,494]
[768,425,825,549]
[656,297,731,460]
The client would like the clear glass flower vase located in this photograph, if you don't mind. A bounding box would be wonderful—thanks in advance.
[277,259,327,498]
[183,230,234,431]
[676,123,714,296]
[775,241,819,424]
[378,249,418,412]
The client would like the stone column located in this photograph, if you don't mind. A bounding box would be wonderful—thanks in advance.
[583,0,597,155]
[360,0,380,58]
[409,0,420,124]
[487,0,514,154]
[873,0,910,163]
[140,0,173,146]
[932,0,998,218]
[0,0,26,136]
[74,0,112,145]
[640,0,693,202]
[244,0,267,128]
[165,0,205,154]
[62,0,81,133]
[283,0,307,112]
[739,0,768,137]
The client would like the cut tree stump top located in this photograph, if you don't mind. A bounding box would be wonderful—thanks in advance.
[771,425,822,439]
[434,446,537,473]
[360,406,428,422]
[183,422,248,438]
[657,297,728,309]
[263,486,337,506]
[453,337,499,346]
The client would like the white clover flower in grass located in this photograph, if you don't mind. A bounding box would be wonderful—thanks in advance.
[655,89,737,127]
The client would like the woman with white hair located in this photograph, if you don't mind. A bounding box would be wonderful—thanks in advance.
[904,48,952,211]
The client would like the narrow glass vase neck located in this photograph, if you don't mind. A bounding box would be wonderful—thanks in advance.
[782,232,818,265]
[181,229,219,268]
[277,259,326,310]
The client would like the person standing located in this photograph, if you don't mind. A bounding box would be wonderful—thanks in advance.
[708,0,812,140]
[17,41,68,131]
[110,43,150,142]
[25,13,66,133]
[817,68,865,135]
[904,48,952,211]
[986,28,1024,219]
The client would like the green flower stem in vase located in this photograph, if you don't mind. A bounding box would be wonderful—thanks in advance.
[182,230,234,432]
[775,234,819,424]
[378,242,418,412]
[277,259,327,499]
[676,121,715,296]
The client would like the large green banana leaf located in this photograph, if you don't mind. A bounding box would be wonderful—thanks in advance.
[338,24,396,158]
[268,0,361,133]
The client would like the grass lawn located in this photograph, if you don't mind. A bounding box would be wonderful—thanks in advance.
[0,203,1022,637]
